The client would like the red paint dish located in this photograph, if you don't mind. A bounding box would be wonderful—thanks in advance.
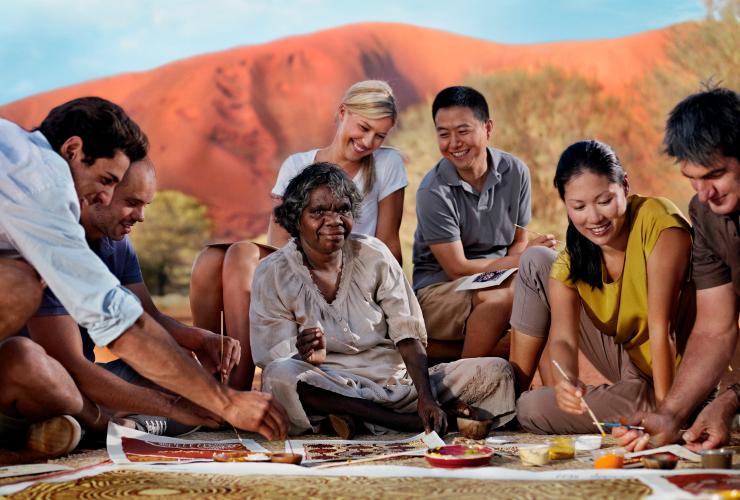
[425,445,494,468]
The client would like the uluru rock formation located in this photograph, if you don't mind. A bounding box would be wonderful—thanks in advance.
[0,22,671,239]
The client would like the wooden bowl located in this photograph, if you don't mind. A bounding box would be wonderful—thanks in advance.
[641,453,679,470]
[425,445,494,468]
[457,418,493,440]
[270,453,303,465]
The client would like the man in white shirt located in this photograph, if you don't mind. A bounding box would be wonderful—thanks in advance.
[0,97,287,461]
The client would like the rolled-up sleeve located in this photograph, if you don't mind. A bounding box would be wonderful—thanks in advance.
[373,244,427,346]
[0,184,143,346]
[249,260,301,367]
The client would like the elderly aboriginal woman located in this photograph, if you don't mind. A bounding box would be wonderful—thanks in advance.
[250,162,515,436]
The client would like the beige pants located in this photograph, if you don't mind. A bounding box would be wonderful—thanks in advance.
[512,247,656,434]
[262,356,516,435]
[416,277,473,341]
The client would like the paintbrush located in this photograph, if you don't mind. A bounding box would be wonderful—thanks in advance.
[514,224,561,245]
[599,422,645,431]
[220,310,225,384]
[219,310,250,448]
[551,360,607,437]
[231,424,249,450]
[312,448,424,469]
[599,421,690,433]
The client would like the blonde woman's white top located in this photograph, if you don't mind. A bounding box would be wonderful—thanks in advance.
[271,146,407,236]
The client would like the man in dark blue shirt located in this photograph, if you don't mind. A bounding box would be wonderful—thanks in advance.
[25,159,241,436]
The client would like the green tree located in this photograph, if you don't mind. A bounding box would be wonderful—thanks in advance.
[131,190,212,295]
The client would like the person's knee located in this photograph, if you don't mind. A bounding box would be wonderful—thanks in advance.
[190,246,225,289]
[0,261,42,335]
[0,338,83,415]
[224,241,262,278]
[472,286,514,310]
[261,358,304,392]
[0,337,46,380]
[519,247,557,280]
[515,389,553,434]
[515,392,539,432]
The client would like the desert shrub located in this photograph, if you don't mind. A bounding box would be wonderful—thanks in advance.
[131,190,212,295]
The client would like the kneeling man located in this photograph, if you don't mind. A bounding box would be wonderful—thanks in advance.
[25,159,241,436]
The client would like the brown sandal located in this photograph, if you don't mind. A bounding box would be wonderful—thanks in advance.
[328,414,356,440]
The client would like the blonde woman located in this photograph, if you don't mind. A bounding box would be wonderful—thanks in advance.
[190,80,407,390]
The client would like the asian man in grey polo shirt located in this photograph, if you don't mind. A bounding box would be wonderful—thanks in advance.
[412,86,555,361]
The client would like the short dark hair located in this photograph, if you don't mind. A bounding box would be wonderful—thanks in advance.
[274,162,362,238]
[554,140,627,289]
[432,86,490,123]
[37,96,148,165]
[664,87,739,166]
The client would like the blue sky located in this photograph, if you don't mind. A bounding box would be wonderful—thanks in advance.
[1,0,704,105]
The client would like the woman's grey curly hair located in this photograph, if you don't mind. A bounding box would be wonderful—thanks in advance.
[274,162,363,238]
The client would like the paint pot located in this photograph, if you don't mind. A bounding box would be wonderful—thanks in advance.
[548,437,575,460]
[575,435,602,451]
[270,453,303,465]
[518,444,551,466]
[593,448,625,469]
[457,418,493,440]
[641,453,679,470]
[700,449,733,469]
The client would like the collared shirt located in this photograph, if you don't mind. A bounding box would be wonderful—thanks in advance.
[689,195,740,297]
[412,147,531,290]
[34,236,144,361]
[0,118,143,346]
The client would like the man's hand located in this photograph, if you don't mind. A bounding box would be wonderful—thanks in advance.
[682,391,737,451]
[527,234,557,249]
[614,410,683,452]
[417,394,447,435]
[223,391,289,441]
[554,377,588,415]
[192,328,241,381]
[165,394,222,428]
[296,327,325,365]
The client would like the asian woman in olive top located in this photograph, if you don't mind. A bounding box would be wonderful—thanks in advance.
[510,140,696,434]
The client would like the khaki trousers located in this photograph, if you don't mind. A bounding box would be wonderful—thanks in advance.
[511,247,656,434]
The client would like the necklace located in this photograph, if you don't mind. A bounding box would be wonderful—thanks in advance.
[299,244,343,303]
[308,262,343,303]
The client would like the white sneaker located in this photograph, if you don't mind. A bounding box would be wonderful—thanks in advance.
[127,415,200,437]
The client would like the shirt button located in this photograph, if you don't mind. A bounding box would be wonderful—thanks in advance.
[343,328,348,332]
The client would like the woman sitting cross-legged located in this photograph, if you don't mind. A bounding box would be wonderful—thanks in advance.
[511,140,696,434]
[250,162,515,437]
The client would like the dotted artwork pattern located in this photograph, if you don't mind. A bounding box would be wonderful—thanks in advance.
[302,437,426,462]
[9,471,652,499]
